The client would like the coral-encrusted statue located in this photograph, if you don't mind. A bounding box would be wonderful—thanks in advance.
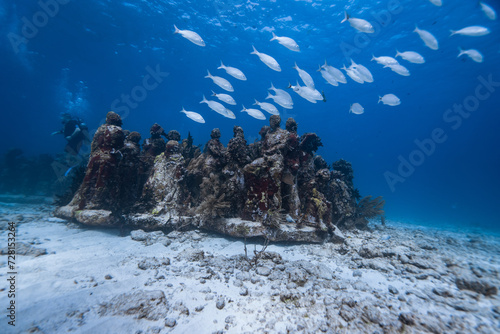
[118,131,143,210]
[142,123,167,156]
[140,132,186,217]
[223,126,250,215]
[56,110,383,241]
[180,132,200,165]
[227,126,250,168]
[69,111,126,212]
[243,115,288,221]
[184,128,231,218]
[204,128,227,169]
[294,131,331,230]
[280,118,301,218]
[328,159,358,228]
[248,125,270,161]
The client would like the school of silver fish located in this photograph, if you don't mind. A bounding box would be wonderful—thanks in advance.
[174,1,495,122]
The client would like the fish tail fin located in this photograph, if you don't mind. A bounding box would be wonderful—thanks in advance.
[395,50,400,57]
[287,82,292,89]
[317,65,322,72]
[378,96,382,104]
[200,95,207,104]
[341,11,349,23]
[64,166,74,177]
[270,32,277,41]
[324,59,328,67]
[205,70,211,78]
[293,61,298,70]
[266,92,273,100]
[413,25,419,32]
[450,30,456,36]
[211,90,216,96]
[241,105,246,112]
[250,45,257,54]
[269,82,275,90]
[253,99,259,105]
[180,106,185,113]
[457,47,464,57]
[371,54,376,61]
[217,60,224,69]
[173,24,180,34]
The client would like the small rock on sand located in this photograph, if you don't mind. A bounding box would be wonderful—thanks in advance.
[256,266,272,276]
[165,318,177,327]
[216,297,225,310]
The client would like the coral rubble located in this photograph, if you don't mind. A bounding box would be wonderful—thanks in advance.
[55,112,383,242]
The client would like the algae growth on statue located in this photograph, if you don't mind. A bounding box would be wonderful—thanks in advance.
[55,111,384,243]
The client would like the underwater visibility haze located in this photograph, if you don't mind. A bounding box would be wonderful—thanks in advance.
[1,0,500,228]
[3,1,500,333]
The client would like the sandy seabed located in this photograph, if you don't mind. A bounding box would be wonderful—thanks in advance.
[0,201,499,334]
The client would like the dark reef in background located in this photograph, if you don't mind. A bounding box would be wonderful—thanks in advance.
[0,147,92,206]
[55,112,384,242]
[0,149,57,196]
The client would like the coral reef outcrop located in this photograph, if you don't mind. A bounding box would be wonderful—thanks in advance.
[56,111,384,242]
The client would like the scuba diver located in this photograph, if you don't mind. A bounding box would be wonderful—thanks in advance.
[51,112,90,157]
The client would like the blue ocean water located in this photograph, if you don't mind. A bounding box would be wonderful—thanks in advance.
[1,0,499,231]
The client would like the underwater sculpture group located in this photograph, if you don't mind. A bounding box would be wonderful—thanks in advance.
[56,111,384,242]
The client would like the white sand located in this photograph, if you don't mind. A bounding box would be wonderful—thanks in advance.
[1,203,499,333]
